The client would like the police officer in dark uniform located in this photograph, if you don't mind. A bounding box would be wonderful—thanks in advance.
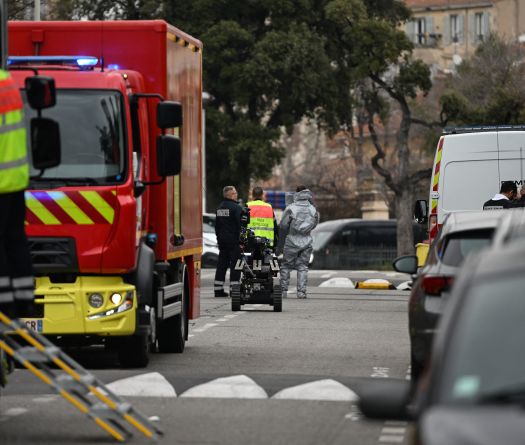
[483,181,517,210]
[214,186,242,297]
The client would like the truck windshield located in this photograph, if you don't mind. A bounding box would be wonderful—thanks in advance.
[23,90,127,185]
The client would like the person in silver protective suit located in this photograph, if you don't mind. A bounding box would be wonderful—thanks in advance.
[276,186,319,299]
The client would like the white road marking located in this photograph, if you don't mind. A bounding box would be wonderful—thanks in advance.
[382,428,406,434]
[188,334,195,338]
[216,318,228,322]
[379,435,404,443]
[371,367,390,378]
[321,272,334,278]
[107,372,176,397]
[223,314,238,319]
[179,375,267,399]
[0,407,28,422]
[272,379,359,402]
[193,323,218,333]
[32,395,58,403]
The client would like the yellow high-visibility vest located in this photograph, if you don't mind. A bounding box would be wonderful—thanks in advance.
[0,70,28,194]
[247,200,274,246]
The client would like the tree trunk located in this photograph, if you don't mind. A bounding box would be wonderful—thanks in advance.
[395,187,415,256]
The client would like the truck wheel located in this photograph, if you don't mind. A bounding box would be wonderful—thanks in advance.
[158,285,186,353]
[273,285,282,312]
[231,284,241,311]
[118,333,149,368]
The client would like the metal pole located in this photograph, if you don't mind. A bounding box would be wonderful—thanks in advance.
[34,0,41,21]
[0,0,8,70]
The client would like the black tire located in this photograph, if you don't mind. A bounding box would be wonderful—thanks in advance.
[231,284,241,311]
[273,284,282,312]
[158,290,186,353]
[410,351,424,384]
[118,333,149,368]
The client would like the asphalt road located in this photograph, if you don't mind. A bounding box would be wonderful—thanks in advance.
[1,277,412,445]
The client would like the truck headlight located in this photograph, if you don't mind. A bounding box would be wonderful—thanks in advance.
[88,293,104,308]
[110,293,122,305]
[88,291,134,320]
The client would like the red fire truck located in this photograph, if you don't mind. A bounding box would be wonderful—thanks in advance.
[8,20,203,367]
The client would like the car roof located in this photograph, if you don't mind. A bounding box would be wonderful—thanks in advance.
[441,210,503,235]
[492,208,525,243]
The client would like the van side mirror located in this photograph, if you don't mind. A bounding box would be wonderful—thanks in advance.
[31,118,61,170]
[156,135,181,177]
[392,255,418,275]
[25,76,56,110]
[414,200,428,224]
[157,101,182,129]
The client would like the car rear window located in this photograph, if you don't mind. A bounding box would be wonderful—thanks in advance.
[440,229,494,266]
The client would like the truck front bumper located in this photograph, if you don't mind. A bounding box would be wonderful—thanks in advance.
[24,276,137,336]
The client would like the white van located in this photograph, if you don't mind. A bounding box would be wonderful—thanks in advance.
[416,127,525,242]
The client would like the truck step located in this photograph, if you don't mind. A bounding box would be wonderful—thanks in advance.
[0,311,162,442]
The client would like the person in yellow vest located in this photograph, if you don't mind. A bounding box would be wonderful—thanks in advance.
[0,69,34,318]
[246,186,278,249]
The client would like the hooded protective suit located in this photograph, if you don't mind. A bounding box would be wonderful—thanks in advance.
[277,189,319,298]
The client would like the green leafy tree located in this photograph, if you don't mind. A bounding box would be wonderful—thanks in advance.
[441,34,525,125]
[320,0,436,254]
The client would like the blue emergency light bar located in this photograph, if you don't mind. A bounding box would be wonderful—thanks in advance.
[8,56,99,69]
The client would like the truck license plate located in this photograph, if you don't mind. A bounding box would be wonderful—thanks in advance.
[24,319,43,333]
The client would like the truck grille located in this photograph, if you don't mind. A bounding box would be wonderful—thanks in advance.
[28,238,79,273]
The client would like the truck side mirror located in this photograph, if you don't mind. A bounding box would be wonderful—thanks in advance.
[157,101,182,129]
[25,76,56,110]
[31,117,61,170]
[414,200,428,224]
[156,135,181,177]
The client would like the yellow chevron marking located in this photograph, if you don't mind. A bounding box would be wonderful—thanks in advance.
[79,191,114,223]
[49,191,93,224]
[25,192,60,225]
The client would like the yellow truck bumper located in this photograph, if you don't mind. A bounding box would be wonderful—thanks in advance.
[24,276,137,336]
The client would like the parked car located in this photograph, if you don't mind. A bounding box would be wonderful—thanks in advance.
[311,219,426,270]
[202,214,219,268]
[393,210,502,382]
[360,240,525,444]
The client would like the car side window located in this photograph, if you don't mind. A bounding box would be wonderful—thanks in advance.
[440,229,494,266]
[332,227,354,248]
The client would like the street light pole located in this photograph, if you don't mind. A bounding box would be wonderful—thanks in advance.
[34,0,41,21]
[0,0,8,70]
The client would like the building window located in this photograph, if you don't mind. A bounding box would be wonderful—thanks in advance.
[448,14,464,44]
[450,15,459,43]
[475,12,486,42]
[416,17,427,45]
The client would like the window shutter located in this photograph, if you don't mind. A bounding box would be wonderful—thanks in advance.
[406,20,416,44]
[468,13,476,44]
[484,11,490,37]
[444,15,450,45]
[458,14,465,43]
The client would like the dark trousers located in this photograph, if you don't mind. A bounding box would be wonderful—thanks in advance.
[214,243,241,292]
[0,190,34,306]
